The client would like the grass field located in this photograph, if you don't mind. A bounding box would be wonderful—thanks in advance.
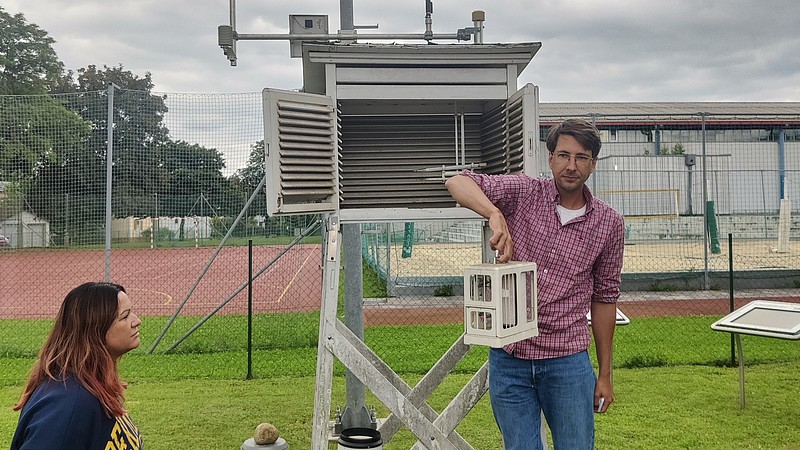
[4,363,799,449]
[3,316,800,379]
[2,314,800,449]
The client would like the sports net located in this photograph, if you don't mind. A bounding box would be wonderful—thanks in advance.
[596,188,680,218]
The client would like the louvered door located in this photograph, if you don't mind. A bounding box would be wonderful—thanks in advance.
[262,88,338,215]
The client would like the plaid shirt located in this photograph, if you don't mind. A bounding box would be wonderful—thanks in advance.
[463,171,625,359]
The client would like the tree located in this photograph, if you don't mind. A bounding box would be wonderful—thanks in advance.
[58,65,171,217]
[0,7,66,94]
[0,8,96,243]
[1,94,97,244]
[159,140,240,217]
[0,96,91,182]
[659,143,686,155]
[68,65,170,169]
[237,140,266,188]
[234,139,267,214]
[0,9,243,242]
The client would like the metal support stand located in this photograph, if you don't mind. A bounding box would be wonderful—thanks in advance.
[341,223,374,431]
[735,334,745,408]
[311,215,489,450]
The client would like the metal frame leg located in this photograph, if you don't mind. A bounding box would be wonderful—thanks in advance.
[736,333,745,408]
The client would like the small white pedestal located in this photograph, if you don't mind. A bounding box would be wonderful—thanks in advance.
[241,437,288,450]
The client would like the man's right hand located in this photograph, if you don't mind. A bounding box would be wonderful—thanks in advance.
[445,174,514,262]
[488,210,513,262]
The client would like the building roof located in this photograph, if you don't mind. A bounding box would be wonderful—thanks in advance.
[539,102,800,126]
[301,42,541,95]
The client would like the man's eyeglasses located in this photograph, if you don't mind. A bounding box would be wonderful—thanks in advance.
[552,151,593,166]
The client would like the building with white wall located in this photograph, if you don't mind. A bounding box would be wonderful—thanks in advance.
[538,102,800,217]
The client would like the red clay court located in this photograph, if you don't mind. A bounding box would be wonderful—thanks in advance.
[3,245,800,324]
[0,245,322,319]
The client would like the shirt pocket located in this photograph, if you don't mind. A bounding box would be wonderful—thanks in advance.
[555,225,598,276]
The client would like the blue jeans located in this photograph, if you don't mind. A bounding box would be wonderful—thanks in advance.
[489,348,596,450]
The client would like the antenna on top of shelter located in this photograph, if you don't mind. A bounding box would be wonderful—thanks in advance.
[217,0,487,65]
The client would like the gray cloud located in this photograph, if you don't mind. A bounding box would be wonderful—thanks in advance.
[3,0,798,101]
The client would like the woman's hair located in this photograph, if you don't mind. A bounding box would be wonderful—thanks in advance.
[14,282,129,417]
[545,118,603,158]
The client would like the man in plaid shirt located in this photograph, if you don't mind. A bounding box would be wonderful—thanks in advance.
[445,118,625,450]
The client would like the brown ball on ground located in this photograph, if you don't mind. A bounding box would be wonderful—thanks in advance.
[254,422,279,445]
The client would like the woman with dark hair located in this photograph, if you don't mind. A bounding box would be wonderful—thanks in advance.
[11,282,143,449]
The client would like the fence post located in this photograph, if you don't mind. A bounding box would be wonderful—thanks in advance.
[247,239,253,380]
[700,112,710,288]
[104,83,116,281]
[760,171,769,240]
[728,233,735,365]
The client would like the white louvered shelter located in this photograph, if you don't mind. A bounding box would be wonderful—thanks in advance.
[262,42,543,221]
[260,41,543,450]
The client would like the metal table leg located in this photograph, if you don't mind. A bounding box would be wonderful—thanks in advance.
[736,333,745,408]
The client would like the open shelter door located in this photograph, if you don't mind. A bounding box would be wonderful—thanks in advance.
[262,88,338,215]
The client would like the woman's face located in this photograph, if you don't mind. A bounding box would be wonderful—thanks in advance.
[105,291,141,358]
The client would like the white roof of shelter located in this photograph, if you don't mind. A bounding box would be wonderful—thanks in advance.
[301,42,541,96]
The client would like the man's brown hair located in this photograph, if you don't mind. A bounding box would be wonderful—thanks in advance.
[545,118,602,158]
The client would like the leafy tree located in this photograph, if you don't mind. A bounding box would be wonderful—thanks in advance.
[0,9,241,242]
[0,8,95,243]
[3,94,97,244]
[58,65,170,217]
[233,140,267,214]
[237,140,266,190]
[71,65,170,170]
[0,7,66,94]
[0,96,91,182]
[659,143,686,155]
[159,140,240,217]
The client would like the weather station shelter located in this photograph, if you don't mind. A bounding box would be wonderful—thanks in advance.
[266,41,541,219]
[228,4,544,448]
[275,41,542,449]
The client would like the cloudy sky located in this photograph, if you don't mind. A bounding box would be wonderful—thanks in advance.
[4,0,799,102]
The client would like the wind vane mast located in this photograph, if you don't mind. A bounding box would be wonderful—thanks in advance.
[217,0,486,65]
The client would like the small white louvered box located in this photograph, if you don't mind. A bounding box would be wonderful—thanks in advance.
[463,261,538,347]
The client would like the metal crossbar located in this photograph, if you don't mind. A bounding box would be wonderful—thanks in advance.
[311,215,488,449]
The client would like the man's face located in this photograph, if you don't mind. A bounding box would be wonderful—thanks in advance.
[548,134,596,195]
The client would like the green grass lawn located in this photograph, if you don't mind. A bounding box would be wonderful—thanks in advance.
[3,313,800,449]
[2,362,799,449]
[2,314,799,387]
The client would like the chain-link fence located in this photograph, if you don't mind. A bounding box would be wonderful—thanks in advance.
[0,89,327,383]
[2,93,800,385]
